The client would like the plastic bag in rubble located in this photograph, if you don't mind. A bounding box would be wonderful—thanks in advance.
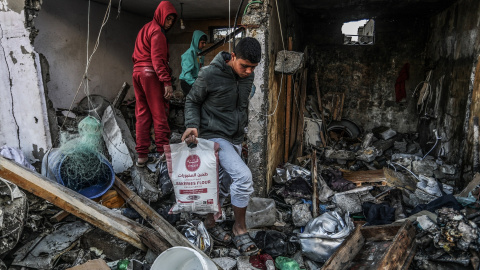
[292,204,312,227]
[253,230,297,257]
[164,138,220,214]
[180,220,213,255]
[156,161,173,198]
[282,176,313,200]
[284,163,311,183]
[415,175,443,204]
[0,146,35,171]
[293,211,354,263]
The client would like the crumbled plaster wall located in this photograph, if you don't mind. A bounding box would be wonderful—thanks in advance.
[33,0,147,110]
[0,0,52,165]
[424,0,480,186]
[305,18,428,134]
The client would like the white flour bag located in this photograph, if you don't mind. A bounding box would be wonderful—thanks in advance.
[164,138,220,214]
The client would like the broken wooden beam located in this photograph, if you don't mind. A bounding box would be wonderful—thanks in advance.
[112,82,130,109]
[114,177,223,269]
[341,169,387,187]
[0,156,169,253]
[114,177,199,250]
[311,150,318,217]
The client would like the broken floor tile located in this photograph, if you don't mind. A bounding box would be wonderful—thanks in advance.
[81,228,136,261]
[212,257,237,270]
[12,221,92,269]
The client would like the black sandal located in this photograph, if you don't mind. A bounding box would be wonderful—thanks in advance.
[207,225,232,246]
[135,156,157,167]
[233,233,260,256]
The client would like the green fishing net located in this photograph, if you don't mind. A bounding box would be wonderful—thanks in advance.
[57,116,110,192]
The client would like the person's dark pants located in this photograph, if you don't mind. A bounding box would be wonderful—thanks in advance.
[133,67,170,158]
[180,79,192,96]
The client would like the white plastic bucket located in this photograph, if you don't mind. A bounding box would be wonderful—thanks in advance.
[151,247,217,270]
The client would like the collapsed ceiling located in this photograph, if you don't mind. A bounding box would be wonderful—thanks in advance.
[291,0,460,21]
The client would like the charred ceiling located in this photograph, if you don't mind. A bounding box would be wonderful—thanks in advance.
[291,0,460,21]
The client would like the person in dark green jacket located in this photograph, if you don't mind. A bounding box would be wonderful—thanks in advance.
[179,30,207,95]
[181,37,262,256]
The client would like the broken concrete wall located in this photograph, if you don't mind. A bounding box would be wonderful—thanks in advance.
[424,0,480,185]
[0,0,52,165]
[240,0,304,196]
[304,18,428,134]
[33,0,147,109]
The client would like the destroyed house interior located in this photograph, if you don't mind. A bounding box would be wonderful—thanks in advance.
[2,0,480,269]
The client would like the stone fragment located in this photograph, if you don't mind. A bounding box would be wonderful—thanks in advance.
[356,147,381,162]
[361,133,375,149]
[274,50,304,74]
[412,160,438,177]
[212,257,237,270]
[325,149,356,160]
[440,164,456,175]
[394,140,408,152]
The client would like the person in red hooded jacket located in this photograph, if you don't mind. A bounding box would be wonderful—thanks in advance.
[132,1,177,166]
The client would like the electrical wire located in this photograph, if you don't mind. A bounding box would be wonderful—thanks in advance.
[244,1,263,15]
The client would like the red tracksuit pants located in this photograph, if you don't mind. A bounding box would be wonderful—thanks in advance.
[133,67,170,158]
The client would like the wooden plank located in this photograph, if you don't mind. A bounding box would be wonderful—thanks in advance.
[311,150,318,217]
[114,178,201,251]
[112,82,130,109]
[322,225,365,270]
[114,177,223,269]
[315,73,327,147]
[342,169,386,186]
[324,221,415,270]
[289,79,300,152]
[377,221,415,270]
[50,210,70,223]
[0,156,168,253]
[295,68,308,159]
[284,37,293,163]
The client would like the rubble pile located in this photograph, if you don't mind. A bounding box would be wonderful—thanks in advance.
[0,93,480,270]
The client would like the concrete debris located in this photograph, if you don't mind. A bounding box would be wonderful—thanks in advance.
[101,105,136,174]
[0,179,27,256]
[12,221,92,269]
[212,257,237,270]
[413,159,439,177]
[274,50,304,74]
[324,148,356,160]
[332,186,375,213]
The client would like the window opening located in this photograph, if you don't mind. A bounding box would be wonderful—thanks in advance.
[342,19,375,45]
[209,26,244,43]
